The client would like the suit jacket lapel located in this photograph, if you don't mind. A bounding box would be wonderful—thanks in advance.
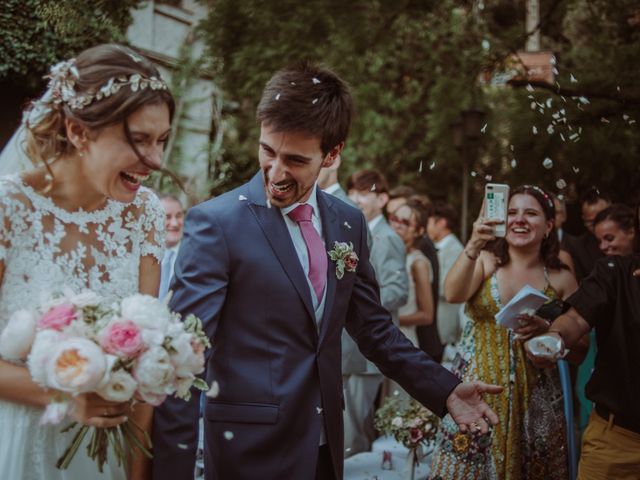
[317,190,339,345]
[246,173,316,323]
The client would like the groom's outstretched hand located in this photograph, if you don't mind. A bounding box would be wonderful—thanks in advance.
[445,381,503,434]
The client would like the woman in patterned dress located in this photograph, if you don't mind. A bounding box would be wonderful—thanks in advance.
[429,185,587,480]
[0,44,174,479]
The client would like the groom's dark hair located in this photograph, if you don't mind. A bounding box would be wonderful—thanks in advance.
[257,61,354,156]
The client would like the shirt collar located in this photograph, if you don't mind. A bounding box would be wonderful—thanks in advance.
[435,233,454,249]
[281,183,320,220]
[368,214,384,231]
[323,183,341,195]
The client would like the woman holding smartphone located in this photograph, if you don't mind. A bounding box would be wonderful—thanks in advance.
[429,185,585,480]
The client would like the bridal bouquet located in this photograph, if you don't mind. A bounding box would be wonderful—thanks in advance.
[0,289,210,471]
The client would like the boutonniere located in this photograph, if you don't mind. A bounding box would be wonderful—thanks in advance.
[328,241,359,279]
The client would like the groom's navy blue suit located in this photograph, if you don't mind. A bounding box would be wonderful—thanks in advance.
[152,172,461,479]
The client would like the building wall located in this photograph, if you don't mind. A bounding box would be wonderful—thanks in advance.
[127,0,217,199]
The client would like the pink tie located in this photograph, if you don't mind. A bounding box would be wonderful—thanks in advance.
[288,204,327,302]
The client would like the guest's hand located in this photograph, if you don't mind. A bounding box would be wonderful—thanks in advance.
[633,269,640,277]
[446,381,503,434]
[70,392,129,428]
[514,313,550,341]
[466,202,503,257]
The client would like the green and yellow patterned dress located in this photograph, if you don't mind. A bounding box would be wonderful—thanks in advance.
[428,272,568,480]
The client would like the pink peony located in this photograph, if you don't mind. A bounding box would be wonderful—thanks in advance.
[100,320,144,358]
[38,304,77,331]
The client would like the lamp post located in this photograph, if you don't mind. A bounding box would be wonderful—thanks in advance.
[452,108,485,243]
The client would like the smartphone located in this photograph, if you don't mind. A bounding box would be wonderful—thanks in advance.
[484,183,509,237]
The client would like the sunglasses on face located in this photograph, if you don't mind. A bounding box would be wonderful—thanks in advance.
[389,214,412,228]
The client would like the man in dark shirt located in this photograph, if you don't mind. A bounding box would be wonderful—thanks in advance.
[527,254,640,479]
[564,188,610,282]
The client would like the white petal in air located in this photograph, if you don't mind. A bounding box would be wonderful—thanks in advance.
[570,73,578,83]
[224,431,234,440]
[480,123,487,133]
[238,195,247,201]
[556,179,567,189]
[542,157,553,169]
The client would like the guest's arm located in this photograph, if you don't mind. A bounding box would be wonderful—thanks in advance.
[399,256,434,326]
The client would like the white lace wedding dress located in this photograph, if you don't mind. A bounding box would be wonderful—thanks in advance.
[0,174,164,479]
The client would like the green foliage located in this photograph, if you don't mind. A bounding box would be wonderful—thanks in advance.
[199,0,640,216]
[0,0,142,90]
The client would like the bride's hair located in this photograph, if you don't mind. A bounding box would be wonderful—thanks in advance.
[24,44,175,173]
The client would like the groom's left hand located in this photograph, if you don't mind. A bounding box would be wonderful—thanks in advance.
[445,381,503,434]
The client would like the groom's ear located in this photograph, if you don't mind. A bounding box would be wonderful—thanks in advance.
[321,142,344,168]
[64,118,89,153]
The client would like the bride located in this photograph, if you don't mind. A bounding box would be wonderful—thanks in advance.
[0,44,174,479]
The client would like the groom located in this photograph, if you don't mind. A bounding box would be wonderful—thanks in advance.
[152,63,502,480]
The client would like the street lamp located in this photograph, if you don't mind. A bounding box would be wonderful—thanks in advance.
[452,108,485,243]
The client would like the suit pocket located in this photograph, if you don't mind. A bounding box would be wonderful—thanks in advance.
[205,401,279,424]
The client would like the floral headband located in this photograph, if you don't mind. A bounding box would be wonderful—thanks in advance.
[25,58,169,128]
[521,185,555,213]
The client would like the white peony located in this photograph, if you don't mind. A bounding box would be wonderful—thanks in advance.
[174,374,195,398]
[0,310,38,360]
[46,338,108,393]
[97,369,137,402]
[69,290,102,308]
[141,328,165,348]
[121,294,171,330]
[133,347,175,392]
[28,330,66,385]
[169,332,205,377]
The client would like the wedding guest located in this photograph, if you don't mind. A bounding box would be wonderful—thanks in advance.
[153,62,502,480]
[574,203,636,434]
[345,169,408,454]
[527,236,640,478]
[563,188,610,281]
[426,201,465,364]
[386,187,443,362]
[0,44,172,479]
[389,196,435,345]
[429,185,586,479]
[158,193,185,299]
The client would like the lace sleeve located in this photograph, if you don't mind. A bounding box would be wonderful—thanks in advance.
[0,177,23,263]
[138,188,165,263]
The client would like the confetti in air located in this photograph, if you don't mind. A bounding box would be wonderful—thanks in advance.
[532,126,538,135]
[290,81,296,85]
[371,184,376,192]
[511,159,517,168]
[224,431,234,440]
[601,117,610,124]
[238,194,247,201]
[607,261,615,268]
[542,157,554,169]
[556,179,567,189]
[578,96,590,105]
[547,124,555,135]
[266,199,272,209]
[570,74,578,83]
[312,77,321,85]
[560,133,566,142]
[312,98,319,104]
[419,161,423,173]
[572,166,580,173]
[526,84,534,92]
[275,93,281,100]
[485,175,492,181]
[482,39,490,50]
[510,144,514,152]
[480,123,487,133]
[429,161,436,170]
[471,171,478,177]
[316,407,323,414]
[545,98,553,108]
[343,221,352,230]
[177,443,188,450]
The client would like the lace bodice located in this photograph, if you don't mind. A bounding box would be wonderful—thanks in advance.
[0,175,165,354]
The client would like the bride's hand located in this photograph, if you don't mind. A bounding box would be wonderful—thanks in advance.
[69,392,129,428]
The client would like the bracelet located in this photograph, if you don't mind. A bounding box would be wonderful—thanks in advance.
[464,249,479,261]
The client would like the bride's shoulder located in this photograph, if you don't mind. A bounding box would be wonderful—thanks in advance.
[126,186,164,221]
[0,174,32,211]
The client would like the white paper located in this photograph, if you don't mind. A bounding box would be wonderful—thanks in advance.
[494,285,549,330]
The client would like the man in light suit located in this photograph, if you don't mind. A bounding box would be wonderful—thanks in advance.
[427,202,465,363]
[318,156,368,400]
[152,63,502,480]
[158,193,185,299]
[344,169,408,455]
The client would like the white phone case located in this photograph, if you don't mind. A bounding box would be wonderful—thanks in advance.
[485,183,509,237]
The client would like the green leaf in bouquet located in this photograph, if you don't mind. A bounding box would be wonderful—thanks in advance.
[192,377,209,391]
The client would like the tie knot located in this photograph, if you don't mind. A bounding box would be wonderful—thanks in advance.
[287,204,314,223]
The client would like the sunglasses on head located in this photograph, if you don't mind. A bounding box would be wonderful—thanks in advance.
[389,214,412,227]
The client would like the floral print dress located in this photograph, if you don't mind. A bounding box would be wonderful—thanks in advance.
[428,272,568,480]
